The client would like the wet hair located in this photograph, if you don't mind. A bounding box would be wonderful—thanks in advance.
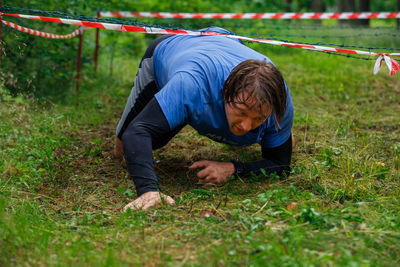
[222,59,287,128]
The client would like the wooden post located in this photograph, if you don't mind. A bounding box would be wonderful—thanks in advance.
[312,0,323,25]
[76,28,83,106]
[359,0,370,26]
[94,28,99,74]
[337,0,356,26]
[94,9,100,75]
[109,42,115,76]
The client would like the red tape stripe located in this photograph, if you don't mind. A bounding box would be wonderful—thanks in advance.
[2,19,81,39]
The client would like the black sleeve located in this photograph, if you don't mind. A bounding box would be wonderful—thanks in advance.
[121,98,171,196]
[232,134,292,177]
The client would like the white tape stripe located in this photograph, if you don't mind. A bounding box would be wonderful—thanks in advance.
[105,23,125,31]
[145,27,168,34]
[60,18,84,26]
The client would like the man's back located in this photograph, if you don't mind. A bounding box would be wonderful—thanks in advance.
[153,33,292,148]
[153,32,269,91]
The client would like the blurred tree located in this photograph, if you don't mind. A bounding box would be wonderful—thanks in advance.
[285,0,293,11]
[337,0,356,25]
[371,0,397,11]
[397,0,400,28]
[312,0,323,25]
[359,0,370,26]
[312,0,323,11]
[343,0,356,11]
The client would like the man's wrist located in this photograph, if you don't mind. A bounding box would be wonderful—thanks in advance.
[226,161,235,177]
[231,161,245,175]
[136,185,161,197]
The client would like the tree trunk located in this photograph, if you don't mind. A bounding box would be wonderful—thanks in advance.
[312,0,323,12]
[397,0,400,28]
[312,0,323,25]
[285,0,292,12]
[359,0,370,26]
[336,0,343,12]
[343,0,355,11]
[337,0,356,25]
[285,0,292,24]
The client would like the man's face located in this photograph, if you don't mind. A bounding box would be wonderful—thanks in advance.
[224,91,271,136]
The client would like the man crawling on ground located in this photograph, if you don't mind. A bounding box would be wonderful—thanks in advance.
[114,27,294,211]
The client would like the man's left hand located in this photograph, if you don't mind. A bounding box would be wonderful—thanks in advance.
[188,160,235,186]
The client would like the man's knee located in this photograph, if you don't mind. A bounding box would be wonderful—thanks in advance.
[114,137,127,168]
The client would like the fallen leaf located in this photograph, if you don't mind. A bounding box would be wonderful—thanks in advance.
[287,202,298,211]
[199,210,215,218]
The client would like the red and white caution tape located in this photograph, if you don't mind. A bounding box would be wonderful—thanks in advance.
[2,19,81,39]
[98,11,400,20]
[374,55,400,76]
[2,12,399,75]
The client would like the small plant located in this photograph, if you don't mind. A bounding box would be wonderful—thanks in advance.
[370,162,390,180]
[393,143,400,171]
[297,207,330,228]
[318,148,337,169]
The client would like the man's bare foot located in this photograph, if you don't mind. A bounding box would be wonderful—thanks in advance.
[123,192,175,211]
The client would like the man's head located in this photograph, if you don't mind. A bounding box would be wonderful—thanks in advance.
[223,59,287,136]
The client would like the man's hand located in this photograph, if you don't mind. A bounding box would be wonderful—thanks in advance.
[123,191,175,211]
[189,160,235,186]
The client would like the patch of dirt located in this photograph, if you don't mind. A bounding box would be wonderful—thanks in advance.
[367,124,400,133]
[37,119,220,213]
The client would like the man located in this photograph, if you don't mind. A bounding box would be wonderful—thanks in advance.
[114,27,294,211]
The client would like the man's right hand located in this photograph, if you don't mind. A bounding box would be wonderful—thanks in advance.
[123,191,175,211]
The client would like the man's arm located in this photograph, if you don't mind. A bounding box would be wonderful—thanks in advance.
[189,135,292,185]
[121,97,182,212]
[121,98,170,196]
[233,134,292,177]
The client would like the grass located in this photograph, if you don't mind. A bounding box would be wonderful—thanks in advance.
[1,22,400,266]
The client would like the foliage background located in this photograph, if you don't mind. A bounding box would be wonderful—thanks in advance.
[1,0,399,98]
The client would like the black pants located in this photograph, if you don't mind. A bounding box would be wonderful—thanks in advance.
[116,35,184,149]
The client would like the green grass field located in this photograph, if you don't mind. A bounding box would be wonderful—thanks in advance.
[1,21,400,266]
